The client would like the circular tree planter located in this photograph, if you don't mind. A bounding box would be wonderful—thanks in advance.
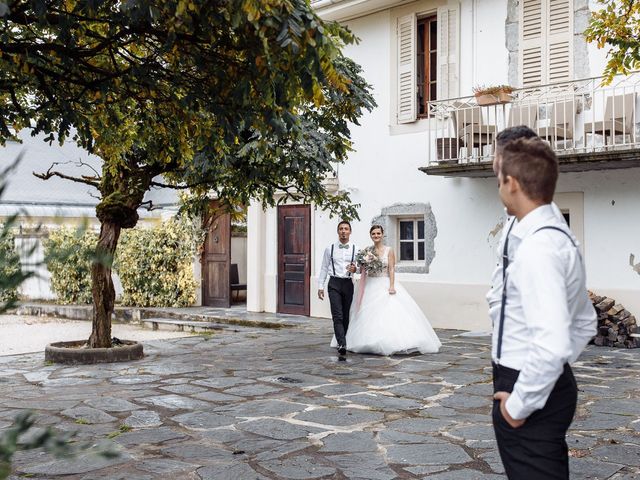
[45,340,144,364]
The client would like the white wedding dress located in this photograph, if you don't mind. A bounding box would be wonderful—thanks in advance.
[331,246,441,355]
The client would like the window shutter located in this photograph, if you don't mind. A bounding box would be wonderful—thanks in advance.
[397,14,417,124]
[520,0,572,86]
[520,0,543,87]
[546,0,572,82]
[437,3,460,100]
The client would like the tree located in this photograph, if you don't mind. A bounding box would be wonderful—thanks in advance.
[584,0,640,83]
[0,0,375,348]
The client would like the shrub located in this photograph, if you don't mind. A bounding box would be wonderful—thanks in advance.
[44,228,97,305]
[0,225,21,307]
[117,218,201,307]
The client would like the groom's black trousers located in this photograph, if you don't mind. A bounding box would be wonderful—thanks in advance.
[492,362,577,480]
[327,276,354,348]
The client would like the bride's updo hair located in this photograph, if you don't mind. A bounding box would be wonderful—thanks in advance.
[370,224,384,234]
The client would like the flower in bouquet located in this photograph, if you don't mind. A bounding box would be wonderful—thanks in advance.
[355,246,384,274]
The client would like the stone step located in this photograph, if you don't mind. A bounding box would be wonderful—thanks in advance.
[142,317,227,333]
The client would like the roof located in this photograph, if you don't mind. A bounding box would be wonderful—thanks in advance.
[0,130,178,208]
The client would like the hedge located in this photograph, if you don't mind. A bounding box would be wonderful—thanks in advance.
[116,219,200,307]
[0,225,21,305]
[44,228,97,305]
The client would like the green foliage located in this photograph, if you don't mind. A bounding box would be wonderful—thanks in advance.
[0,0,375,220]
[0,157,32,314]
[1,0,375,345]
[0,224,21,308]
[44,228,98,305]
[117,219,202,307]
[472,84,515,95]
[585,0,640,84]
[0,411,118,480]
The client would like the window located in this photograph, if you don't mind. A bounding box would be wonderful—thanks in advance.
[417,16,437,117]
[398,218,425,262]
[396,4,459,124]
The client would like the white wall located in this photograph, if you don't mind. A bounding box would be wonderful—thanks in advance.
[247,0,640,329]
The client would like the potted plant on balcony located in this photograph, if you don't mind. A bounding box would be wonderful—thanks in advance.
[473,84,515,106]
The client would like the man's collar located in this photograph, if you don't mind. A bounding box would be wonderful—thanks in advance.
[511,204,558,240]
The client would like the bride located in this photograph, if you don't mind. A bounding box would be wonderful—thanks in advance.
[332,224,441,355]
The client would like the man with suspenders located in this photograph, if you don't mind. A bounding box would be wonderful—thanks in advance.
[488,136,596,479]
[318,220,357,357]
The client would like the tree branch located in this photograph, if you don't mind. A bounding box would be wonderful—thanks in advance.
[33,165,100,187]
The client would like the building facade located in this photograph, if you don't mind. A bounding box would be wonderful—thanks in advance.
[247,0,640,330]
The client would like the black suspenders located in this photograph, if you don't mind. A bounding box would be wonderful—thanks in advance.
[496,218,516,363]
[331,245,335,276]
[496,223,578,363]
[330,244,356,278]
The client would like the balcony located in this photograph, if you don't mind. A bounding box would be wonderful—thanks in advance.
[421,72,640,178]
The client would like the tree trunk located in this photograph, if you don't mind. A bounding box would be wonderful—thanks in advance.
[88,220,121,348]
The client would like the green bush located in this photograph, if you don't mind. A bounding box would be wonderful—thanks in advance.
[44,228,97,305]
[0,225,21,307]
[117,219,200,307]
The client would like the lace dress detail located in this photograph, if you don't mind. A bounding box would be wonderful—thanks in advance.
[367,247,390,277]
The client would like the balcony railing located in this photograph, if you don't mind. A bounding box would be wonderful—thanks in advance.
[424,72,640,176]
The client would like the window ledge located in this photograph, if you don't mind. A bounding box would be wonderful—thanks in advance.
[395,264,429,274]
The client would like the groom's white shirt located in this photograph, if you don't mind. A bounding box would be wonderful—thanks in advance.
[318,242,358,288]
[486,202,564,312]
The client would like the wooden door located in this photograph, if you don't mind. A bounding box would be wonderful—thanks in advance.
[277,205,311,315]
[202,208,231,307]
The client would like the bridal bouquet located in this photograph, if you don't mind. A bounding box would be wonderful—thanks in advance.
[355,246,384,274]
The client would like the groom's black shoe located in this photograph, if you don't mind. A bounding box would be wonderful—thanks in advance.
[337,345,347,356]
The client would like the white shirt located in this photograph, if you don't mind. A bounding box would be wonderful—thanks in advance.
[487,202,565,311]
[488,204,596,420]
[318,242,358,288]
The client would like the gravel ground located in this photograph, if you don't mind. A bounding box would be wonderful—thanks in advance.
[0,314,190,356]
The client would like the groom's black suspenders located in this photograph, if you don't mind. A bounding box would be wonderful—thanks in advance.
[330,244,355,278]
[496,224,579,364]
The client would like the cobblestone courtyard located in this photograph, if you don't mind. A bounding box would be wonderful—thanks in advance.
[1,320,638,479]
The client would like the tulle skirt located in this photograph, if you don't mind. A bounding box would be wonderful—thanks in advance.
[330,276,441,355]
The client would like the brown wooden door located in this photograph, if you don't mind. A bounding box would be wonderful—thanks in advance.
[277,205,311,315]
[202,208,231,307]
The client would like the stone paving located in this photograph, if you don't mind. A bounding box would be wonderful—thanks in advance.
[0,319,639,479]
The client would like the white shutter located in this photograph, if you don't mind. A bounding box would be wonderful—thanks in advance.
[437,3,460,100]
[520,0,572,86]
[397,14,417,124]
[520,0,544,87]
[547,0,572,82]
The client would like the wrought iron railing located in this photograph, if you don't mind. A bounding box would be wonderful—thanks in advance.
[427,72,640,166]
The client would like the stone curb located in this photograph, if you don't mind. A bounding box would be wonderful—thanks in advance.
[15,304,295,330]
[45,340,144,364]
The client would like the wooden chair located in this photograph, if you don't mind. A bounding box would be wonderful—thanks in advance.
[230,263,246,301]
[452,104,497,151]
[536,99,577,145]
[506,102,538,129]
[584,92,636,145]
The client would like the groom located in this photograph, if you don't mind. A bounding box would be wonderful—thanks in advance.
[318,220,357,356]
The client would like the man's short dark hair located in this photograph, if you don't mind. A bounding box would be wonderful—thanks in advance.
[495,125,538,149]
[500,137,558,203]
[337,220,351,231]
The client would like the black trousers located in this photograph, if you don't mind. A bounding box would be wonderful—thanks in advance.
[492,363,578,480]
[327,276,354,347]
